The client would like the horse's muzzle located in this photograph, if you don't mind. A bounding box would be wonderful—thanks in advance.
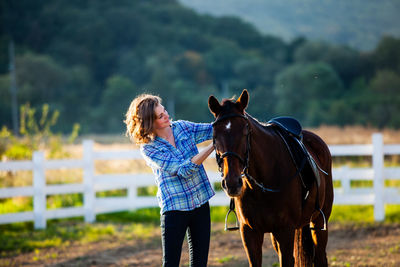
[222,176,243,197]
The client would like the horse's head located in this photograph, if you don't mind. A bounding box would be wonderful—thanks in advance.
[208,89,250,197]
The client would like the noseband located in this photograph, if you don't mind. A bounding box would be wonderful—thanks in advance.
[212,113,280,193]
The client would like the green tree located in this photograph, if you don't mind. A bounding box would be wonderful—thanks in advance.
[274,62,344,126]
[204,40,242,80]
[175,51,211,85]
[373,36,400,73]
[171,79,214,122]
[16,53,67,104]
[294,41,365,87]
[368,70,400,128]
[92,75,138,133]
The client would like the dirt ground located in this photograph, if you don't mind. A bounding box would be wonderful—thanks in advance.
[2,222,400,267]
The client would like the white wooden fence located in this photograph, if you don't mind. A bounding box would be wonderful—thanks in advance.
[0,133,399,229]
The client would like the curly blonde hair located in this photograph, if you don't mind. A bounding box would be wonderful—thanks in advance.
[124,94,162,144]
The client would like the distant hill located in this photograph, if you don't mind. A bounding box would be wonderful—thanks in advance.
[179,0,400,51]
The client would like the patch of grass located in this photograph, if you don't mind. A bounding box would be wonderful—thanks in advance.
[329,204,400,223]
[137,186,157,196]
[0,222,83,255]
[96,189,127,198]
[80,224,116,243]
[389,244,400,254]
[330,205,374,222]
[0,197,33,213]
[31,250,58,262]
[0,218,157,257]
[350,180,373,188]
[210,206,238,223]
[96,208,161,224]
[123,223,157,239]
[47,193,83,209]
[332,156,371,168]
[385,204,400,222]
[333,180,341,188]
[216,255,237,263]
[213,182,223,191]
[386,179,400,187]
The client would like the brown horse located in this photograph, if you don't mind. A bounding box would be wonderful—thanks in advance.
[208,89,334,267]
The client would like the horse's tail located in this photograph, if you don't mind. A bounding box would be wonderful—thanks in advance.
[294,225,314,266]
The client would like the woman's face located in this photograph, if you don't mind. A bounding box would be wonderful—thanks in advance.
[153,104,170,130]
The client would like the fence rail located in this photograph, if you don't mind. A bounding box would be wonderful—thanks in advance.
[1,133,400,229]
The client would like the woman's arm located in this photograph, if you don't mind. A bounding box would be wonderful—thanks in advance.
[191,143,214,165]
[180,121,213,144]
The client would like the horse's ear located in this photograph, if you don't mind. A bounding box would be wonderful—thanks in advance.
[236,89,249,113]
[208,95,221,117]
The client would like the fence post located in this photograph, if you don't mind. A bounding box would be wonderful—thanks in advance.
[128,184,138,210]
[342,166,351,193]
[33,151,46,229]
[83,140,95,223]
[372,133,384,221]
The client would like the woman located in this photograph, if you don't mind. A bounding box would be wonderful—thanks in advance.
[124,94,215,267]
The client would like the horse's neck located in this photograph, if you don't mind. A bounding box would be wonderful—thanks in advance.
[247,115,280,175]
[247,115,276,144]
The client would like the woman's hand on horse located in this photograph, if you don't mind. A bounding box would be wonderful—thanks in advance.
[191,143,215,165]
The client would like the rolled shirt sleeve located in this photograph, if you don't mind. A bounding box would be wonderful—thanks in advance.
[141,145,199,178]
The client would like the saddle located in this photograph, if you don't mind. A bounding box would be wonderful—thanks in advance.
[266,117,322,194]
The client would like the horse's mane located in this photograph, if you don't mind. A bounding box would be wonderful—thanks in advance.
[220,98,271,132]
[245,112,272,130]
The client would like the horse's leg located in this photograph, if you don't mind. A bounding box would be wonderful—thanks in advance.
[240,224,264,267]
[271,229,295,267]
[310,205,331,266]
[311,173,333,266]
[310,221,328,266]
[270,233,279,254]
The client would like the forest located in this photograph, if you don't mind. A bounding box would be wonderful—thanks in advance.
[1,0,400,134]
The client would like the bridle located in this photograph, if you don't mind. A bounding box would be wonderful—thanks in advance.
[212,113,280,193]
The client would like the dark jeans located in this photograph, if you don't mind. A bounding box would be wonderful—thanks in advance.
[161,202,210,267]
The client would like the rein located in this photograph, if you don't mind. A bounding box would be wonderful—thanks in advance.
[212,113,280,193]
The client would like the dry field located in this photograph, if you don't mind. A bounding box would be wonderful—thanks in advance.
[308,126,400,144]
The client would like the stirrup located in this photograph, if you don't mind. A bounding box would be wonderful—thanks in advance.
[225,209,240,231]
[225,198,240,231]
[309,208,327,231]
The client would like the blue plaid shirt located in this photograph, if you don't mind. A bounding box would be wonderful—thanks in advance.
[140,120,215,214]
